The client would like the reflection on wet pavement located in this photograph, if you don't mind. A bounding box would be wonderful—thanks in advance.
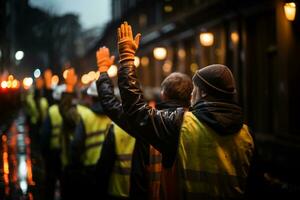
[1,112,39,200]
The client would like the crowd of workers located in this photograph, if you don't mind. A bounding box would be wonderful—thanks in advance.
[13,22,255,200]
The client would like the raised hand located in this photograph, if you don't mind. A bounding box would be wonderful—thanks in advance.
[36,77,44,90]
[44,68,52,89]
[65,68,77,92]
[96,47,115,73]
[117,21,141,64]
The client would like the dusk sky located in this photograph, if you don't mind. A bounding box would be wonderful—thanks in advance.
[29,0,111,29]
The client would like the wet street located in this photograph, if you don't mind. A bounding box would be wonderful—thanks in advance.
[1,111,59,200]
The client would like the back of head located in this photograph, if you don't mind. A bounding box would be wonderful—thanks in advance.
[161,72,193,107]
[192,64,237,101]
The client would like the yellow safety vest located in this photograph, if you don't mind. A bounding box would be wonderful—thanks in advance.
[61,104,85,167]
[60,104,111,167]
[79,105,111,166]
[25,93,49,124]
[48,104,63,150]
[178,112,254,199]
[108,124,136,198]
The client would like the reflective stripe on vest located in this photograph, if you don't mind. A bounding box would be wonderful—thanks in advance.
[108,124,136,198]
[77,105,111,166]
[48,104,63,150]
[149,145,162,200]
[178,112,254,199]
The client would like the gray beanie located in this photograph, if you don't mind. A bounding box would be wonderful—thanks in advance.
[192,64,236,96]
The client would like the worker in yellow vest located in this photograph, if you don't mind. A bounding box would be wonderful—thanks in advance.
[41,84,65,200]
[82,78,136,200]
[113,22,254,199]
[95,47,194,199]
[57,68,112,199]
[69,81,112,199]
[57,68,82,200]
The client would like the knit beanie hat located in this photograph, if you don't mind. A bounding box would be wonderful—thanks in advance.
[192,64,236,96]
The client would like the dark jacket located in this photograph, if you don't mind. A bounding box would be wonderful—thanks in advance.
[117,64,244,168]
[96,73,190,199]
[71,101,106,165]
[96,73,149,199]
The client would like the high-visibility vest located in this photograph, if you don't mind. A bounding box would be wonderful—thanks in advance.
[25,93,49,124]
[60,104,111,167]
[108,124,136,198]
[178,112,254,199]
[61,104,85,167]
[149,145,162,200]
[48,104,63,150]
[78,105,111,166]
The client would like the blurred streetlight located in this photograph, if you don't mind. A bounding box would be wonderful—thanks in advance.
[1,81,8,89]
[178,48,186,59]
[162,60,172,73]
[134,56,140,68]
[231,32,239,44]
[15,51,24,61]
[63,69,69,79]
[284,2,296,21]
[88,71,96,81]
[153,47,167,60]
[33,69,41,78]
[141,56,149,67]
[108,65,118,78]
[199,32,214,46]
[23,77,33,90]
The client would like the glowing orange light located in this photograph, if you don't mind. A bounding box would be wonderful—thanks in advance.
[81,74,90,85]
[153,47,167,60]
[1,81,8,89]
[12,80,19,88]
[284,2,296,21]
[8,75,14,81]
[51,75,59,86]
[199,32,214,46]
[63,69,69,79]
[108,65,118,78]
[23,77,33,90]
[88,71,96,81]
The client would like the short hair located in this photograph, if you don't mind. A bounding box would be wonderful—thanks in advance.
[161,72,193,107]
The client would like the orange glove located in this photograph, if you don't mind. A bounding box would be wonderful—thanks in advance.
[36,77,44,90]
[44,69,52,89]
[65,68,77,92]
[96,47,115,73]
[117,21,141,64]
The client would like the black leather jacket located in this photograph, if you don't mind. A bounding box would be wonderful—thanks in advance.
[117,65,185,167]
[96,72,188,199]
[117,63,244,165]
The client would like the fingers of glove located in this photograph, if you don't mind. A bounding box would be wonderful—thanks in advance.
[128,25,133,39]
[134,33,141,48]
[121,24,125,38]
[123,22,127,37]
[118,28,121,41]
[110,56,115,64]
[103,47,109,57]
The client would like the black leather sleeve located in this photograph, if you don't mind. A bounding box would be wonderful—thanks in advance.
[96,72,139,138]
[117,64,184,160]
